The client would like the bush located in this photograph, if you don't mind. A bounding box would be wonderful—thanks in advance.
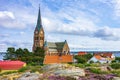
[84,63,91,67]
[111,63,120,69]
[74,54,93,64]
[89,68,108,74]
[111,70,120,77]
[18,67,29,72]
[111,60,117,63]
[89,60,94,63]
[73,63,85,68]
[89,63,100,67]
[30,66,41,73]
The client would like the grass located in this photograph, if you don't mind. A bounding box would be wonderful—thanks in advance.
[0,71,18,76]
[0,65,42,76]
[111,69,120,77]
[89,68,109,74]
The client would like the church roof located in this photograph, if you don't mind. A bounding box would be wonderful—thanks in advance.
[35,6,43,32]
[45,40,67,52]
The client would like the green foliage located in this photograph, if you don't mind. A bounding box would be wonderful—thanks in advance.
[111,70,120,77]
[114,57,120,63]
[0,71,18,76]
[89,60,94,63]
[4,47,45,66]
[18,67,29,72]
[73,63,85,68]
[89,63,100,67]
[34,47,45,57]
[89,68,108,74]
[111,63,120,69]
[111,60,117,63]
[4,47,15,60]
[30,66,41,73]
[74,53,93,64]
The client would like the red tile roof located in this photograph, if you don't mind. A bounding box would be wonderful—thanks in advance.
[0,60,26,70]
[94,53,113,60]
[44,55,73,64]
[94,55,102,60]
[78,52,86,55]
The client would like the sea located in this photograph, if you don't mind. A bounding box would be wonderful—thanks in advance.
[0,52,120,60]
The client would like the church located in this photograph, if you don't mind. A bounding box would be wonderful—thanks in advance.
[33,6,73,64]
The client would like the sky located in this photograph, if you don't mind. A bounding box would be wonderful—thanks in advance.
[0,0,120,52]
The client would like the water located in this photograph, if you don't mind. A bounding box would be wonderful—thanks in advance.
[0,52,120,60]
[0,54,5,60]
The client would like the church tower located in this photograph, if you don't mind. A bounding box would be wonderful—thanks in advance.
[33,6,44,52]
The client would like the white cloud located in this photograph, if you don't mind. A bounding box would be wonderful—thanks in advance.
[0,34,9,38]
[111,0,120,17]
[0,11,26,29]
[0,40,32,51]
[41,4,120,41]
[20,31,25,35]
[94,26,120,40]
[0,11,15,19]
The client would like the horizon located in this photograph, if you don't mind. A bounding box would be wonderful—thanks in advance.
[0,0,120,52]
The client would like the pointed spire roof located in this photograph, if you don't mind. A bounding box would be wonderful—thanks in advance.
[36,4,42,31]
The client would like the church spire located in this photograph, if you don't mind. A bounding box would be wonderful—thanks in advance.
[36,4,42,31]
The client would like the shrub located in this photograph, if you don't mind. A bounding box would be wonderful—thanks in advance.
[111,70,120,77]
[111,63,120,69]
[89,63,100,67]
[89,60,94,63]
[89,68,108,74]
[18,67,29,72]
[111,60,117,63]
[73,63,85,68]
[84,63,91,67]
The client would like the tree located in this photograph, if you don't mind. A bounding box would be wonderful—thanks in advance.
[74,53,93,64]
[15,48,24,60]
[34,47,45,57]
[4,47,45,66]
[4,47,15,60]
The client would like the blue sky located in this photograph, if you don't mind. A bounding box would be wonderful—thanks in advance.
[0,0,120,52]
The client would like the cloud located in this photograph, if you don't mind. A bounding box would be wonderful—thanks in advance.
[0,11,26,29]
[41,4,120,41]
[0,40,32,50]
[94,27,120,40]
[0,34,9,38]
[111,0,120,17]
[98,0,120,18]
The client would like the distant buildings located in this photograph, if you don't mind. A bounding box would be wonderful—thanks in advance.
[88,52,115,63]
[33,6,73,64]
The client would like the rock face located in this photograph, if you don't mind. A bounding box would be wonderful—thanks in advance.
[41,63,85,77]
[17,72,39,80]
[113,77,120,80]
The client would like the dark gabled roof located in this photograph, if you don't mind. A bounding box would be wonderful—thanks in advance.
[55,42,65,50]
[45,40,67,52]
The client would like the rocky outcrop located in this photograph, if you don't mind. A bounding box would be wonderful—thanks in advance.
[41,63,85,77]
[17,72,39,80]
